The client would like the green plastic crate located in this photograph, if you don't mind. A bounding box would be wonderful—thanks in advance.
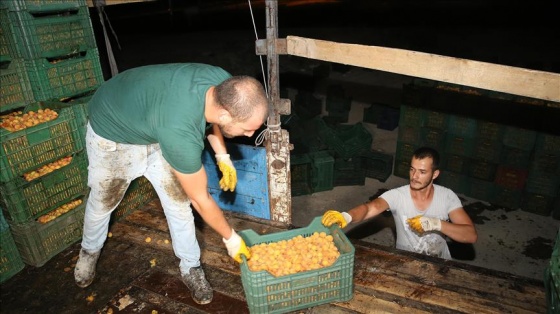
[398,125,421,144]
[525,169,560,197]
[546,263,560,314]
[24,48,104,101]
[502,126,537,151]
[442,154,470,175]
[322,123,372,159]
[491,186,522,209]
[447,115,477,138]
[393,158,410,179]
[395,141,415,163]
[436,171,469,196]
[522,192,553,216]
[326,96,352,113]
[0,58,34,113]
[399,104,424,126]
[423,110,448,129]
[0,101,84,183]
[468,178,496,201]
[420,127,446,151]
[0,20,12,61]
[535,133,560,153]
[309,151,334,193]
[0,212,25,283]
[530,152,560,175]
[473,139,503,163]
[65,92,93,145]
[333,157,365,187]
[112,176,158,222]
[0,6,96,60]
[289,154,312,196]
[9,194,86,267]
[0,0,86,12]
[468,160,497,182]
[239,217,355,314]
[500,146,532,168]
[325,108,350,124]
[547,231,560,313]
[444,135,475,158]
[0,152,88,224]
[360,150,393,182]
[476,121,505,142]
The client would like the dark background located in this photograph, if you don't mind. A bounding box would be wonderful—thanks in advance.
[88,0,560,136]
[90,0,559,73]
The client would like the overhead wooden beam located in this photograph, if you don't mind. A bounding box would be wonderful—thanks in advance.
[286,36,560,103]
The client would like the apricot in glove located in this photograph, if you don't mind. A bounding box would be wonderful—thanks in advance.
[321,210,352,228]
[407,215,441,233]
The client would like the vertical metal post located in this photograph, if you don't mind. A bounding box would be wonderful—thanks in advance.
[264,0,291,224]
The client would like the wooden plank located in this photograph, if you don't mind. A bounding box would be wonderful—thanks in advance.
[132,268,251,314]
[112,204,545,313]
[336,289,435,314]
[351,242,546,313]
[286,36,560,103]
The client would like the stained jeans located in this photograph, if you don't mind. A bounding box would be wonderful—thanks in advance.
[81,122,200,274]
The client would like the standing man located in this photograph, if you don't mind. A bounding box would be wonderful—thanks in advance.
[322,146,477,259]
[74,63,268,305]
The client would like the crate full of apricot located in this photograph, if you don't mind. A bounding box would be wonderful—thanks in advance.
[239,216,355,314]
[0,101,84,183]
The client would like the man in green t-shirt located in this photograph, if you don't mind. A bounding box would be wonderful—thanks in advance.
[74,63,269,305]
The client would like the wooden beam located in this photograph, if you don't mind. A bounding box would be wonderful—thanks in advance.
[286,36,560,103]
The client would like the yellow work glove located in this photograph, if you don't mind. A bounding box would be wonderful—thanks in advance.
[223,229,251,263]
[321,210,352,228]
[216,154,237,192]
[407,215,442,234]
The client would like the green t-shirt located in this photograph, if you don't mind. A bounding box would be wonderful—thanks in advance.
[88,63,231,174]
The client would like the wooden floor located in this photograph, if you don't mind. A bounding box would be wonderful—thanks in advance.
[0,200,547,314]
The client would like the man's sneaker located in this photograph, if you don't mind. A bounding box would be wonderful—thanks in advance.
[181,266,213,304]
[74,249,101,288]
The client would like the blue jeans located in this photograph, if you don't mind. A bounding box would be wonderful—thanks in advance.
[81,122,200,274]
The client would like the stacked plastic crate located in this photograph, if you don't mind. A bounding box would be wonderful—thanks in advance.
[0,0,101,267]
[523,134,560,216]
[0,208,24,283]
[400,79,560,216]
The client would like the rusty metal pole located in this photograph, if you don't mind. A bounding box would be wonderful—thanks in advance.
[264,0,291,224]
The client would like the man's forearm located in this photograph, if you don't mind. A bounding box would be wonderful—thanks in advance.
[190,197,232,239]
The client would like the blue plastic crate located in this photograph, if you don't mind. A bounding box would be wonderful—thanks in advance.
[202,142,270,219]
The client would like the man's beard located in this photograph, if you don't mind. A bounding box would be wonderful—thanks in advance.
[410,177,433,191]
[218,124,234,138]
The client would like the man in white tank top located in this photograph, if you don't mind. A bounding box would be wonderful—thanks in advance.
[322,147,477,259]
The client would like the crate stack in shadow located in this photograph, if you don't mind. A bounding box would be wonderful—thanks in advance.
[0,0,157,273]
[284,85,393,196]
[398,79,560,218]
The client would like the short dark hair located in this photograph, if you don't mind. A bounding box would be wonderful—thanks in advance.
[215,76,268,122]
[413,146,440,170]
